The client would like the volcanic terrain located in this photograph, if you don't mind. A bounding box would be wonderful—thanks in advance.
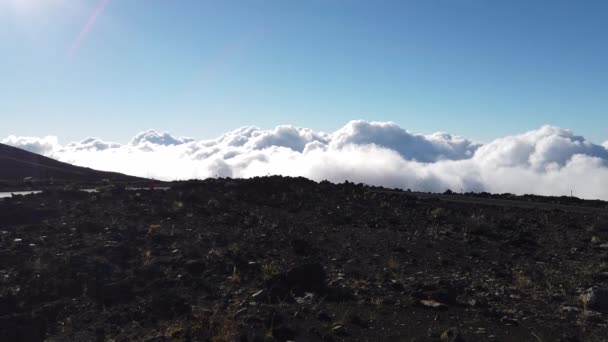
[0,143,146,190]
[1,177,608,341]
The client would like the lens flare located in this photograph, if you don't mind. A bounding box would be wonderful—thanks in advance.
[67,0,111,58]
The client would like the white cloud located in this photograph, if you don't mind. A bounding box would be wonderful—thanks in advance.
[330,120,479,162]
[130,129,195,147]
[3,121,608,200]
[1,135,59,155]
[65,137,121,152]
[473,125,608,170]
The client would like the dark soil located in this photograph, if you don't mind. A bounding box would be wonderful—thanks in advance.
[1,176,608,341]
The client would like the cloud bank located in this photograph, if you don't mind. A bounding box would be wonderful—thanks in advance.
[3,121,608,200]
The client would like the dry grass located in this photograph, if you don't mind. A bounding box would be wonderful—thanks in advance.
[514,271,531,289]
[147,224,162,236]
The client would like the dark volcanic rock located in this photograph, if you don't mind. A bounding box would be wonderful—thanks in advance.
[272,325,296,341]
[97,279,135,306]
[0,294,18,316]
[0,314,46,342]
[440,327,465,342]
[592,272,608,282]
[184,259,206,276]
[429,286,459,304]
[581,287,608,312]
[2,176,608,341]
[286,263,327,293]
[291,238,313,256]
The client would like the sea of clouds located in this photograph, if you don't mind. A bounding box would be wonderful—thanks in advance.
[3,120,608,200]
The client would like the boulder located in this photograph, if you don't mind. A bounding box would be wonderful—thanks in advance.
[287,263,327,293]
[580,287,608,312]
[441,327,465,342]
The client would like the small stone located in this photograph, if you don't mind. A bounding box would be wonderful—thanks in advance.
[391,282,405,291]
[286,263,326,293]
[581,287,608,312]
[332,325,348,336]
[560,305,581,313]
[592,272,608,282]
[500,316,519,326]
[184,260,205,276]
[441,327,465,342]
[323,335,335,342]
[349,314,368,328]
[419,299,448,311]
[295,292,315,305]
[272,326,296,341]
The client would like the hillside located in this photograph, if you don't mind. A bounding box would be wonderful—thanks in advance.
[0,143,145,186]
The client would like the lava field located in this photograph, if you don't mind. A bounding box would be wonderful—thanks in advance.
[1,176,608,341]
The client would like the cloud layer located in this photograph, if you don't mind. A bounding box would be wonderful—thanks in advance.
[3,121,608,200]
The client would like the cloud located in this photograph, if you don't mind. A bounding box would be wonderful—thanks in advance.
[130,129,195,147]
[65,137,121,152]
[473,125,608,170]
[3,121,608,200]
[1,135,59,155]
[330,120,479,162]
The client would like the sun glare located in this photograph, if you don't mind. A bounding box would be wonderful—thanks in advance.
[7,0,36,12]
[2,0,64,15]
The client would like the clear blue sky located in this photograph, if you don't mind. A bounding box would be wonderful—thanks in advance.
[1,0,607,143]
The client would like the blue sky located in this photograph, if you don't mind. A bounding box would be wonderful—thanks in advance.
[1,0,607,143]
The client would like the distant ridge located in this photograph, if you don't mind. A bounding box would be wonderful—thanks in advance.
[0,143,145,183]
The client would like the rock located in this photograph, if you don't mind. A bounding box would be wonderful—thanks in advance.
[265,274,293,303]
[441,327,465,342]
[286,263,326,293]
[98,279,135,306]
[251,289,265,298]
[325,285,354,302]
[500,316,519,326]
[429,287,459,304]
[272,325,296,341]
[295,292,315,305]
[593,220,608,232]
[322,335,336,342]
[184,259,205,276]
[391,281,405,291]
[349,314,368,329]
[592,272,608,282]
[317,311,332,322]
[558,332,582,342]
[291,239,312,256]
[418,299,448,311]
[0,314,46,342]
[580,287,608,312]
[332,325,348,336]
[148,293,191,319]
[0,294,17,316]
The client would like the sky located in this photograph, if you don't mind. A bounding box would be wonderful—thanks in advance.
[1,0,607,144]
[3,1,608,199]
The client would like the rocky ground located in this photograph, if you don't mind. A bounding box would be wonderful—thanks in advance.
[1,176,608,341]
